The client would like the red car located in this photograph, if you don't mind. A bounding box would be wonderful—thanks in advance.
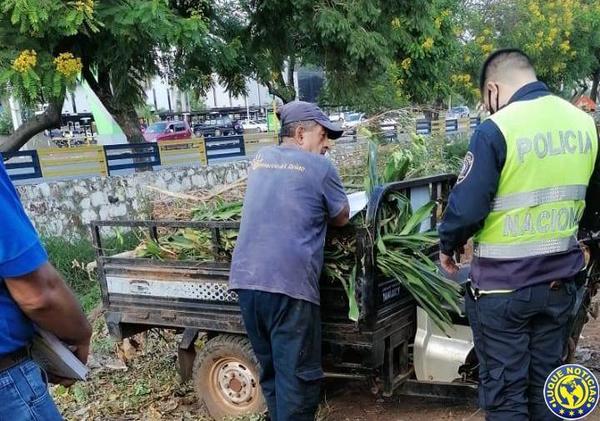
[143,121,193,142]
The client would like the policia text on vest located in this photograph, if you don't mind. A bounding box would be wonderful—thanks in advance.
[473,95,598,261]
[516,130,594,163]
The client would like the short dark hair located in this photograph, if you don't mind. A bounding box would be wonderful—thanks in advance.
[280,120,318,138]
[479,48,535,91]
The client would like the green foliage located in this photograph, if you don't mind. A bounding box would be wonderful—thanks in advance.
[211,0,463,107]
[321,0,463,109]
[457,0,600,98]
[0,0,240,143]
[43,232,139,312]
[0,0,98,106]
[444,135,470,162]
[401,134,464,177]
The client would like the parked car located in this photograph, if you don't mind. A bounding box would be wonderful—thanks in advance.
[143,120,193,142]
[193,116,243,137]
[342,112,365,132]
[242,119,268,132]
[329,113,344,123]
[447,106,470,119]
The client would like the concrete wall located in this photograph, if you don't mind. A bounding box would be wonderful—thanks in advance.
[16,141,366,240]
[17,161,250,240]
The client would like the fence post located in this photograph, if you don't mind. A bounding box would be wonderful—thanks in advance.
[239,135,246,156]
[31,150,42,179]
[198,138,207,165]
[102,145,112,176]
[98,146,109,176]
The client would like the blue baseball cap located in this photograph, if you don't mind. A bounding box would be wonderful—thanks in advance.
[277,101,344,140]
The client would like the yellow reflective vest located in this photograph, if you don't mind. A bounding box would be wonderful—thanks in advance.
[473,95,598,259]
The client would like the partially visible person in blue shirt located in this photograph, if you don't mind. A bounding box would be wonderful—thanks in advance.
[0,157,91,420]
[230,101,349,421]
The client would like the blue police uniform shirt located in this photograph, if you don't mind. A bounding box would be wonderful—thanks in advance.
[229,145,348,305]
[0,158,48,356]
[439,81,595,290]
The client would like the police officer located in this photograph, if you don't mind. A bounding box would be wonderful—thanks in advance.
[0,159,92,418]
[229,101,350,420]
[439,48,599,420]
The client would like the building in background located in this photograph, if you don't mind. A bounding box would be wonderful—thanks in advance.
[297,67,325,104]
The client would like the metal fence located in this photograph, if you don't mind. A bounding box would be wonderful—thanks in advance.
[2,117,481,183]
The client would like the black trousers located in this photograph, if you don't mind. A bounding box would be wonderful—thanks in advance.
[237,289,322,421]
[465,280,577,421]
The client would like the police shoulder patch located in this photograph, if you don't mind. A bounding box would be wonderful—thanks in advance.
[457,151,474,184]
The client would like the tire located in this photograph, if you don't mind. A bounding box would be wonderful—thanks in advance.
[193,335,266,419]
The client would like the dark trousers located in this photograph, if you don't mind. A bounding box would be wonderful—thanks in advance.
[237,289,322,421]
[465,280,577,421]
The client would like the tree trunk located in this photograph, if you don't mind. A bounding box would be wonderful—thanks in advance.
[591,68,600,103]
[112,109,145,144]
[265,77,296,104]
[0,97,64,153]
[83,67,150,170]
[263,58,298,104]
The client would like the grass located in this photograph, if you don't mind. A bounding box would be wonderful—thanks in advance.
[43,231,139,313]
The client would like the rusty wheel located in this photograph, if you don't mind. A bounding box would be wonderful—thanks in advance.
[193,335,266,419]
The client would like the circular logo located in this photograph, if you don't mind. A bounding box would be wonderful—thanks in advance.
[545,364,599,419]
[456,151,474,185]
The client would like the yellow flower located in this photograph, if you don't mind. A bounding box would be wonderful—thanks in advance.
[422,37,434,51]
[12,50,37,73]
[481,43,493,55]
[559,40,570,53]
[54,52,83,78]
[401,57,412,71]
[74,0,94,14]
[392,17,401,29]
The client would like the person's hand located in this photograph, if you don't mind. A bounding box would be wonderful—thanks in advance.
[71,339,90,366]
[48,339,91,387]
[440,251,459,275]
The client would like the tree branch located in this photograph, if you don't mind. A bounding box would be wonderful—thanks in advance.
[287,55,295,91]
[0,96,65,153]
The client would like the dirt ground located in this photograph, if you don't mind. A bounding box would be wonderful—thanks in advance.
[54,304,600,421]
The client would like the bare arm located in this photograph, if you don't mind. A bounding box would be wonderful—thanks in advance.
[5,262,91,364]
[329,202,350,227]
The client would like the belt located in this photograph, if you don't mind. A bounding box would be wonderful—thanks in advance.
[471,280,567,299]
[0,347,30,373]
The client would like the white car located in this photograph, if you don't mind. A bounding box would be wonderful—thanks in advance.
[329,113,344,123]
[242,120,268,132]
[342,112,365,131]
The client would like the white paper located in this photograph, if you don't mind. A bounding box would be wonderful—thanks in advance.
[348,191,368,219]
